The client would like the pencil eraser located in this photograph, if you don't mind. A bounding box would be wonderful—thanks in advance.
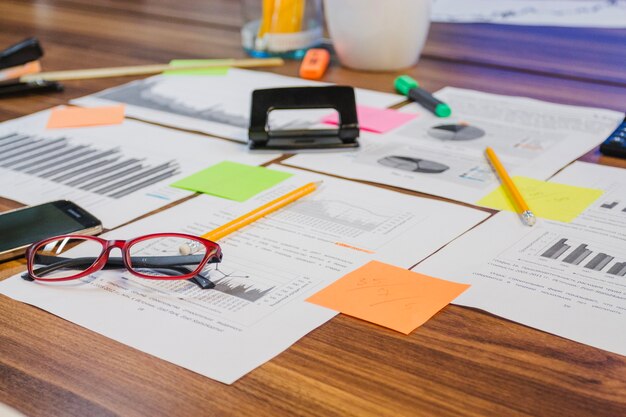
[299,48,330,80]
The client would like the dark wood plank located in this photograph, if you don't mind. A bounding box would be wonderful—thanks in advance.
[2,3,625,117]
[2,293,625,417]
[14,1,626,85]
[0,0,243,62]
[29,0,244,28]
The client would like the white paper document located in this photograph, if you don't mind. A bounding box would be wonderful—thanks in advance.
[287,87,623,204]
[432,0,626,28]
[0,111,276,228]
[0,166,489,383]
[72,68,405,143]
[414,162,626,356]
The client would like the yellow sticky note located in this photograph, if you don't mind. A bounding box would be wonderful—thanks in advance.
[306,261,470,334]
[477,176,604,223]
[46,105,125,129]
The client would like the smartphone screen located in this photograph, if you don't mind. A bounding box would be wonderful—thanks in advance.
[0,201,102,253]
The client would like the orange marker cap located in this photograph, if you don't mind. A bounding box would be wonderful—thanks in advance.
[299,48,330,80]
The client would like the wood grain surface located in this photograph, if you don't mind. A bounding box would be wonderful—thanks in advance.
[1,2,625,416]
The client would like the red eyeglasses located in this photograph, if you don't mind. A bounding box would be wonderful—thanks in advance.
[22,233,222,289]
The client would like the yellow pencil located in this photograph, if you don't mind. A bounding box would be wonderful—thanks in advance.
[19,58,284,82]
[202,181,322,242]
[485,147,536,226]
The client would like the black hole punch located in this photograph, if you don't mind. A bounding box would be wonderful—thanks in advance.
[248,86,360,151]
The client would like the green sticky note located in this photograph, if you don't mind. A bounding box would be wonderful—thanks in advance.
[477,176,604,223]
[171,161,293,202]
[163,59,230,75]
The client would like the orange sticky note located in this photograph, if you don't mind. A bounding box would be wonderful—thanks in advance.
[46,105,125,129]
[307,261,470,334]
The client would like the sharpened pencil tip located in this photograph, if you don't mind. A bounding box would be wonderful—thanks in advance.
[521,210,536,227]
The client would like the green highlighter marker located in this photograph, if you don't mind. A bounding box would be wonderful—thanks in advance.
[394,75,451,118]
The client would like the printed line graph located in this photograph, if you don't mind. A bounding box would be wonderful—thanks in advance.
[284,200,391,231]
[96,79,250,127]
[267,198,412,242]
[212,276,274,302]
[197,255,307,304]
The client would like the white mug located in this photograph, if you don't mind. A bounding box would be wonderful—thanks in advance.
[324,0,432,71]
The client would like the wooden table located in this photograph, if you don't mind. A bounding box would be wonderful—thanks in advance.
[1,2,625,416]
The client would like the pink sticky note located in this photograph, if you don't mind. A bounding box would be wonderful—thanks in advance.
[46,105,125,129]
[322,105,417,134]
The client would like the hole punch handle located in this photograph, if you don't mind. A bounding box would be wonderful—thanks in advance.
[248,86,359,151]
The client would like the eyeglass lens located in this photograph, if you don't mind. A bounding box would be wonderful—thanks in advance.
[32,237,103,279]
[127,236,208,277]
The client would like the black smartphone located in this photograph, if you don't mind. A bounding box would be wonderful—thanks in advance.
[0,200,102,261]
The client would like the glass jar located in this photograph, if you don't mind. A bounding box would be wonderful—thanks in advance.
[240,0,323,59]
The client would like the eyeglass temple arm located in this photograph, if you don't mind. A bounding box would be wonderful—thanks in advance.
[22,255,217,289]
[30,254,209,270]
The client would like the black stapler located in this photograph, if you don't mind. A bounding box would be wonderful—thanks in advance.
[0,37,63,97]
[248,86,360,151]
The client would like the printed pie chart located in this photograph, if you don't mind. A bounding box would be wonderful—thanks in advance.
[428,124,485,141]
[378,156,449,173]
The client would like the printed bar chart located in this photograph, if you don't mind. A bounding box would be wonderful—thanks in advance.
[601,201,619,209]
[607,262,626,277]
[562,244,592,265]
[540,237,626,275]
[0,132,180,199]
[584,253,614,271]
[541,238,570,259]
[599,200,626,213]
